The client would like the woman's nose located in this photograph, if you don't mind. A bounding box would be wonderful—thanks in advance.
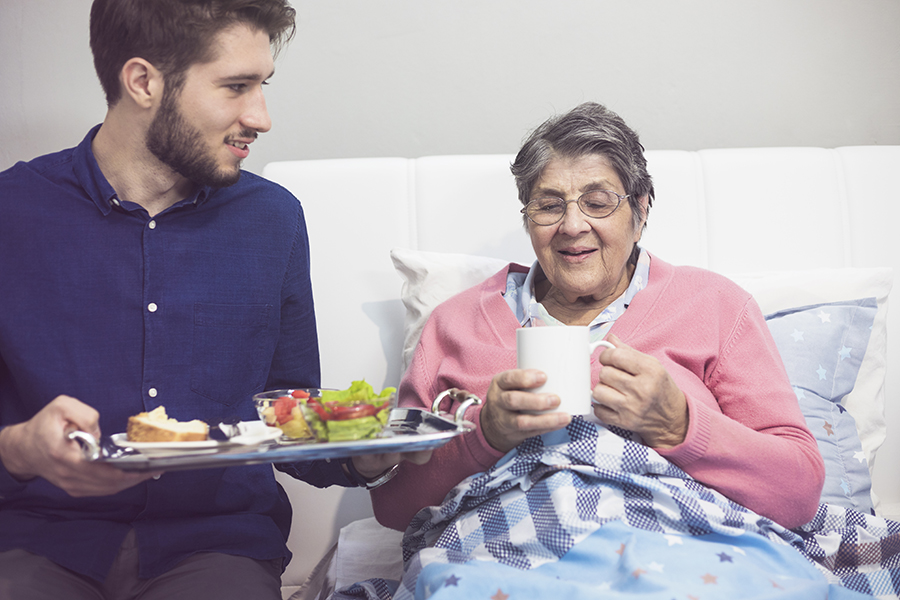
[556,200,591,235]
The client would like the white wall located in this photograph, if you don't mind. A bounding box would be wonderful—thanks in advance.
[2,0,899,175]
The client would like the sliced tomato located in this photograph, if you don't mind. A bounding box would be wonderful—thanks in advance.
[273,396,295,424]
[306,399,332,421]
[291,389,310,399]
[330,403,378,421]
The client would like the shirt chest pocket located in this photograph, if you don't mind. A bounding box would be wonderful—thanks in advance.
[190,303,273,406]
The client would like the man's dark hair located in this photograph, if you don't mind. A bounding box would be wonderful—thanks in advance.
[90,0,296,106]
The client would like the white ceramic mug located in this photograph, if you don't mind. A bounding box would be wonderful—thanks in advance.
[516,326,614,415]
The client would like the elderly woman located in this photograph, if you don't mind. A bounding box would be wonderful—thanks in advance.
[371,102,824,530]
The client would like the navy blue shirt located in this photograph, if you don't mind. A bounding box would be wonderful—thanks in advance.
[0,126,352,581]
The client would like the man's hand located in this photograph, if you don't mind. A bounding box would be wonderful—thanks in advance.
[350,450,432,481]
[480,369,572,454]
[0,395,161,496]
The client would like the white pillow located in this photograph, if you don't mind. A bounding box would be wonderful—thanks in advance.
[390,248,892,507]
[391,247,510,373]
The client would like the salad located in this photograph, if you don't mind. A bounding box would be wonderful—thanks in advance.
[257,381,396,442]
[302,380,395,442]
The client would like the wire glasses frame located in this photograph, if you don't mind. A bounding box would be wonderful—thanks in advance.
[520,189,629,226]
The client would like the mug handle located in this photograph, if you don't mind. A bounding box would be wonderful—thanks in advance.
[589,339,615,353]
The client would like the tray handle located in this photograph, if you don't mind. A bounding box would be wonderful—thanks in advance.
[431,388,482,425]
[67,430,101,461]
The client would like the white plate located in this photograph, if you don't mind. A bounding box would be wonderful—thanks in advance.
[110,427,282,454]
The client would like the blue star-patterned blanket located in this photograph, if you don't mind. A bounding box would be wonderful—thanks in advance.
[335,418,900,600]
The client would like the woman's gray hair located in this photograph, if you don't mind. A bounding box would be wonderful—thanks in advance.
[511,102,654,233]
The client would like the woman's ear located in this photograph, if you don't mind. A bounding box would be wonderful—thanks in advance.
[633,194,650,241]
[120,58,163,109]
[638,194,650,223]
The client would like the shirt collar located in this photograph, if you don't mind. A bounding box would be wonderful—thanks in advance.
[72,125,118,216]
[510,247,650,329]
[73,124,213,216]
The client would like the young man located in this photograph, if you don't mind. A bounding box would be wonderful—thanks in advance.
[0,1,425,597]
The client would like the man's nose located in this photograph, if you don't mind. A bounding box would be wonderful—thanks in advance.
[242,87,272,133]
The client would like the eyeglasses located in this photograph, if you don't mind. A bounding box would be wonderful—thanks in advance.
[520,190,628,226]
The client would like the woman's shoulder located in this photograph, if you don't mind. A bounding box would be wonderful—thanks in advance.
[429,262,525,319]
[650,255,752,302]
[674,264,745,288]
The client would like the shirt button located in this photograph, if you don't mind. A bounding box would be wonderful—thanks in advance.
[148,220,157,229]
[148,388,158,398]
[148,303,158,312]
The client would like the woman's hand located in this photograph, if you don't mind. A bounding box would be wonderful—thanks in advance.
[350,449,432,481]
[0,395,161,496]
[480,369,572,453]
[592,334,689,448]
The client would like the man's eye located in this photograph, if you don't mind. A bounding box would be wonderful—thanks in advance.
[228,84,247,92]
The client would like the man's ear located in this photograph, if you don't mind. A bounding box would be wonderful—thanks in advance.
[120,58,163,109]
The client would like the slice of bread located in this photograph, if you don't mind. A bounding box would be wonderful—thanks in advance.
[127,406,209,442]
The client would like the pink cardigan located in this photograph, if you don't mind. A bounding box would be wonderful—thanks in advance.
[372,254,825,530]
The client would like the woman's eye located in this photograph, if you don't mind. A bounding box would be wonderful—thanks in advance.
[583,200,609,211]
[534,200,563,212]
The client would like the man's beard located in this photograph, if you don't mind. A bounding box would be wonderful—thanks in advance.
[145,88,242,189]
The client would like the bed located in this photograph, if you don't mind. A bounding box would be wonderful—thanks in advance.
[260,147,900,599]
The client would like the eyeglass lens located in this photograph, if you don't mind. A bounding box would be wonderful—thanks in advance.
[525,190,620,225]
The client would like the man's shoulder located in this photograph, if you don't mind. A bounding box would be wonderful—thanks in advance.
[0,146,77,187]
[234,170,296,198]
[0,147,82,218]
[211,170,300,212]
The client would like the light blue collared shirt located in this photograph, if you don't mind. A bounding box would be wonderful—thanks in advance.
[504,248,650,343]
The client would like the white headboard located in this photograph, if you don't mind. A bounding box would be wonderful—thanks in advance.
[262,146,900,589]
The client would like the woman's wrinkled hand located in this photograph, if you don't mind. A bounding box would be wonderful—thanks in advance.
[591,334,688,448]
[480,369,572,454]
[351,449,432,481]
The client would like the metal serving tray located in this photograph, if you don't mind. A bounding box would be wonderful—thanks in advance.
[70,407,474,472]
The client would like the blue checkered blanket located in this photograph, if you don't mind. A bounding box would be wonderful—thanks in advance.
[334,418,900,600]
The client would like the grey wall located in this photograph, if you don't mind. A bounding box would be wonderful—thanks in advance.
[2,0,899,174]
